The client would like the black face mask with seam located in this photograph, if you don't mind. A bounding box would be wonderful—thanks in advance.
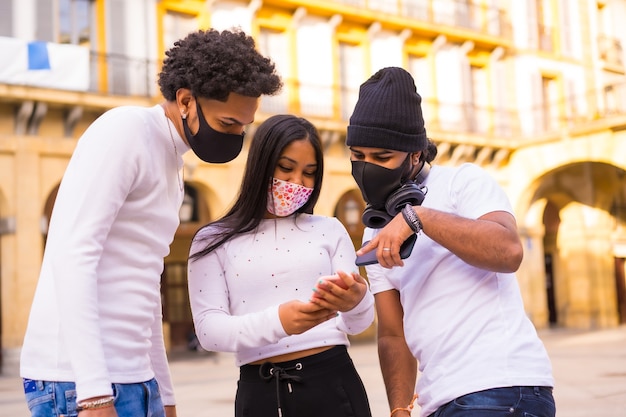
[351,155,411,208]
[182,100,244,163]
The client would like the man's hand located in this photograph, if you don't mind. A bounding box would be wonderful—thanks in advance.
[165,405,177,417]
[356,215,413,269]
[357,206,523,272]
[78,401,177,416]
[78,406,117,417]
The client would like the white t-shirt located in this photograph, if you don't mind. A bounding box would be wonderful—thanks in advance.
[20,104,188,404]
[366,163,554,417]
[188,214,375,366]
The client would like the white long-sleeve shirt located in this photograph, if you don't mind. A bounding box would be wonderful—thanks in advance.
[188,214,375,366]
[20,104,189,404]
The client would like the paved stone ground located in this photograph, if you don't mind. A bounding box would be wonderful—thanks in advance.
[2,326,625,416]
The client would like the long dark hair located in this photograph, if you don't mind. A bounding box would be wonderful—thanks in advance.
[190,114,324,260]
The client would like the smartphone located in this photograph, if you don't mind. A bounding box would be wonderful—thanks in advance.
[319,275,348,289]
[355,233,417,266]
[311,274,348,301]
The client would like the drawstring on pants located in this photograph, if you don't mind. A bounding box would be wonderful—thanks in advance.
[259,361,303,417]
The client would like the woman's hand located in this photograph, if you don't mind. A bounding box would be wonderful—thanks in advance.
[278,301,337,335]
[310,270,368,312]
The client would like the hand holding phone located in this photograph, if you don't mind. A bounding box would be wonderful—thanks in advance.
[319,274,349,289]
[311,274,348,301]
[355,233,417,266]
[310,271,368,312]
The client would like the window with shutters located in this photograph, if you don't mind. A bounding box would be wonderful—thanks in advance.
[537,0,553,52]
[467,65,489,134]
[257,27,289,114]
[59,0,92,45]
[528,0,553,51]
[107,0,128,95]
[540,75,559,132]
[339,42,363,121]
[163,10,197,52]
[34,0,94,44]
[559,0,573,57]
[0,1,13,37]
[407,54,433,127]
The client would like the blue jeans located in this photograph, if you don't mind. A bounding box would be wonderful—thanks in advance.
[430,386,555,417]
[24,378,165,417]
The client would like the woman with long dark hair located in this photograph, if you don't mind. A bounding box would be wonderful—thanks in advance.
[188,114,374,417]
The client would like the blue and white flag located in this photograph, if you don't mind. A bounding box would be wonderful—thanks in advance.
[0,36,89,91]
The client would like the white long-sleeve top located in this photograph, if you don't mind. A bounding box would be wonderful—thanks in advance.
[20,104,188,404]
[188,214,375,366]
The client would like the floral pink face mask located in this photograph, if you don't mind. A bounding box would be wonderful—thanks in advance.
[266,177,314,217]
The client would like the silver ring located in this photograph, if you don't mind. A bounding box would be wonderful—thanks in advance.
[382,248,391,251]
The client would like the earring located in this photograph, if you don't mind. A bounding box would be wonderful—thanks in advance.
[181,112,187,119]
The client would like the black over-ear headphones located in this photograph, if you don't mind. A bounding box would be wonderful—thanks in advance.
[361,162,430,229]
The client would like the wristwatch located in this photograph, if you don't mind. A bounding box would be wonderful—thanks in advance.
[401,203,423,234]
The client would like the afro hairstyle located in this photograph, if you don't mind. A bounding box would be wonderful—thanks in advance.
[158,28,282,101]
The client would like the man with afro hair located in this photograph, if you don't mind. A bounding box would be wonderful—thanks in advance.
[20,28,282,417]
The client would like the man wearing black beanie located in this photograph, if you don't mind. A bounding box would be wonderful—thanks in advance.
[347,67,556,417]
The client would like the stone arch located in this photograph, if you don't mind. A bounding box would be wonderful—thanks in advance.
[509,132,626,209]
[188,181,220,225]
[42,183,61,240]
[511,134,626,329]
[163,181,217,351]
[0,186,7,370]
[333,188,366,246]
[332,187,376,341]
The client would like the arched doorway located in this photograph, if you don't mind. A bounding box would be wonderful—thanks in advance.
[542,200,560,326]
[0,190,10,370]
[162,182,211,351]
[333,189,366,252]
[42,184,60,246]
[333,189,375,341]
[610,173,626,324]
[39,181,213,351]
[527,163,626,328]
[615,257,626,324]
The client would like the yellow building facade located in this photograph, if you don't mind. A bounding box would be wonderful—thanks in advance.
[0,0,625,374]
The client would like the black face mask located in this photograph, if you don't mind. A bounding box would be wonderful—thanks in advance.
[352,156,428,228]
[182,100,245,163]
[351,156,410,208]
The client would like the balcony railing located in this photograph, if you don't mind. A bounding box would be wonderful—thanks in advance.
[260,79,523,141]
[270,79,626,142]
[333,0,511,39]
[89,51,158,97]
[4,48,625,144]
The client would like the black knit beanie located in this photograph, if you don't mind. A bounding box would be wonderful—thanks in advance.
[346,67,427,152]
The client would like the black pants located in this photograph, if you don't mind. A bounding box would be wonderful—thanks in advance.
[235,345,372,417]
